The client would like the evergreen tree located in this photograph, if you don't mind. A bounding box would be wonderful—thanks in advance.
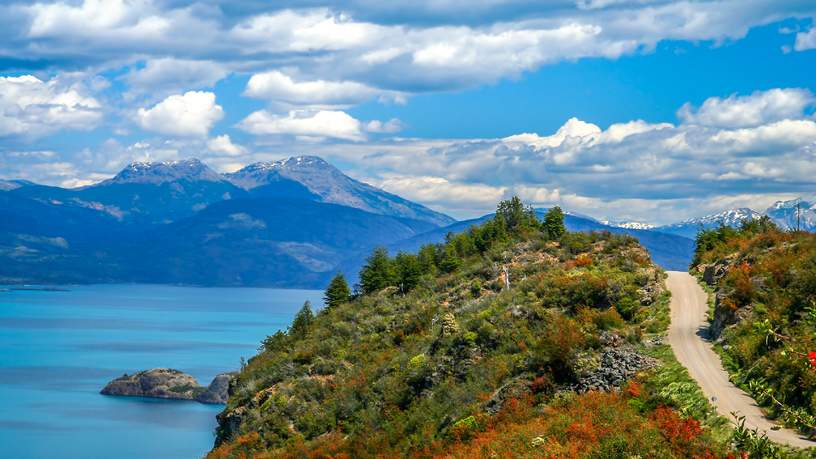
[359,247,396,294]
[417,244,439,275]
[496,196,537,233]
[324,273,351,308]
[394,252,423,293]
[543,206,566,240]
[439,246,462,273]
[289,301,314,339]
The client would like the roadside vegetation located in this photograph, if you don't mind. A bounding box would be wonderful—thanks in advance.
[693,219,816,441]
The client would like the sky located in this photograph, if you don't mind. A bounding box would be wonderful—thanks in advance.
[1,0,816,224]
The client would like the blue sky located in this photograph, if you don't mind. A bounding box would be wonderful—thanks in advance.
[1,1,816,223]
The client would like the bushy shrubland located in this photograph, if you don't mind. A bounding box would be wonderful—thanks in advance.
[693,219,816,434]
[208,198,740,458]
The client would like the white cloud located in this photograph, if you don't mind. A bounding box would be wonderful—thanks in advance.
[230,9,384,53]
[307,88,816,223]
[239,109,365,141]
[677,88,814,128]
[365,118,403,133]
[137,91,223,137]
[244,70,399,108]
[0,74,101,138]
[504,117,602,149]
[124,58,227,97]
[709,119,816,153]
[207,134,245,156]
[795,26,816,51]
[377,175,507,211]
[8,1,814,94]
[600,120,673,143]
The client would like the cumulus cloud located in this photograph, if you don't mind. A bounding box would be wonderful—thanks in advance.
[312,88,816,223]
[124,58,228,98]
[795,26,816,51]
[365,118,403,133]
[244,70,400,108]
[207,134,245,156]
[239,109,366,141]
[677,88,815,127]
[5,1,814,93]
[0,75,101,138]
[137,91,224,137]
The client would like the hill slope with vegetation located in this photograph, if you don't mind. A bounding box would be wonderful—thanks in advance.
[208,199,761,458]
[693,220,816,436]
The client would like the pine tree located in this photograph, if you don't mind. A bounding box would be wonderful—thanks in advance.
[289,301,314,339]
[543,206,566,240]
[394,252,422,293]
[324,273,351,308]
[359,247,396,294]
[495,196,537,234]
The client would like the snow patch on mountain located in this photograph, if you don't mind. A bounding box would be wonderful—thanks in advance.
[600,220,656,230]
[657,208,761,238]
[105,158,225,185]
[227,155,455,227]
[765,197,816,231]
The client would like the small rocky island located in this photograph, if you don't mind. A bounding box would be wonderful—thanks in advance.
[101,368,233,404]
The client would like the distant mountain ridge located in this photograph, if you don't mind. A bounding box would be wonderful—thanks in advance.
[0,156,454,286]
[657,208,762,239]
[225,156,454,227]
[5,154,809,287]
[657,202,816,239]
[103,158,227,185]
[600,220,656,230]
[765,197,816,232]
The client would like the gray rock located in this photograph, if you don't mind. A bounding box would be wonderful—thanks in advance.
[195,373,234,404]
[572,348,657,393]
[101,368,203,400]
[101,368,233,404]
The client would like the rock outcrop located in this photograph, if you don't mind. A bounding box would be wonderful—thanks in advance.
[196,373,233,404]
[572,348,657,393]
[101,368,233,404]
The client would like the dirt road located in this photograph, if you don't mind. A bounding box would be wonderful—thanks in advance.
[666,271,815,448]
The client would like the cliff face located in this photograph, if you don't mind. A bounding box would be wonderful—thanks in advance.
[101,368,233,404]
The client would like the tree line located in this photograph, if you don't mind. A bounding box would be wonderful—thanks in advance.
[325,197,567,303]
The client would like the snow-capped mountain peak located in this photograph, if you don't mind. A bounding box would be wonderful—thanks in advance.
[678,208,761,226]
[106,158,224,185]
[226,155,454,227]
[600,219,656,230]
[656,207,761,239]
[764,197,816,231]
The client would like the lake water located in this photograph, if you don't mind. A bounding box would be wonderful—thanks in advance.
[0,284,323,459]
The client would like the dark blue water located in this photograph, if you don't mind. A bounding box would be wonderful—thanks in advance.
[0,284,322,459]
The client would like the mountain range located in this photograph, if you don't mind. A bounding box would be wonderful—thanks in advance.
[0,156,810,287]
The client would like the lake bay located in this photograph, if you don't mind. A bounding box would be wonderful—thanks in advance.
[0,284,322,459]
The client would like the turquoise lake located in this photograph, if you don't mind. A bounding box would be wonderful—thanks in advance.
[0,284,323,459]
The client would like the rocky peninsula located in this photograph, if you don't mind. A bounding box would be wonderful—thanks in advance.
[101,368,233,404]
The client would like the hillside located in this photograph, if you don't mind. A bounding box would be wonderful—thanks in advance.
[209,201,741,458]
[692,220,816,436]
[374,210,695,272]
